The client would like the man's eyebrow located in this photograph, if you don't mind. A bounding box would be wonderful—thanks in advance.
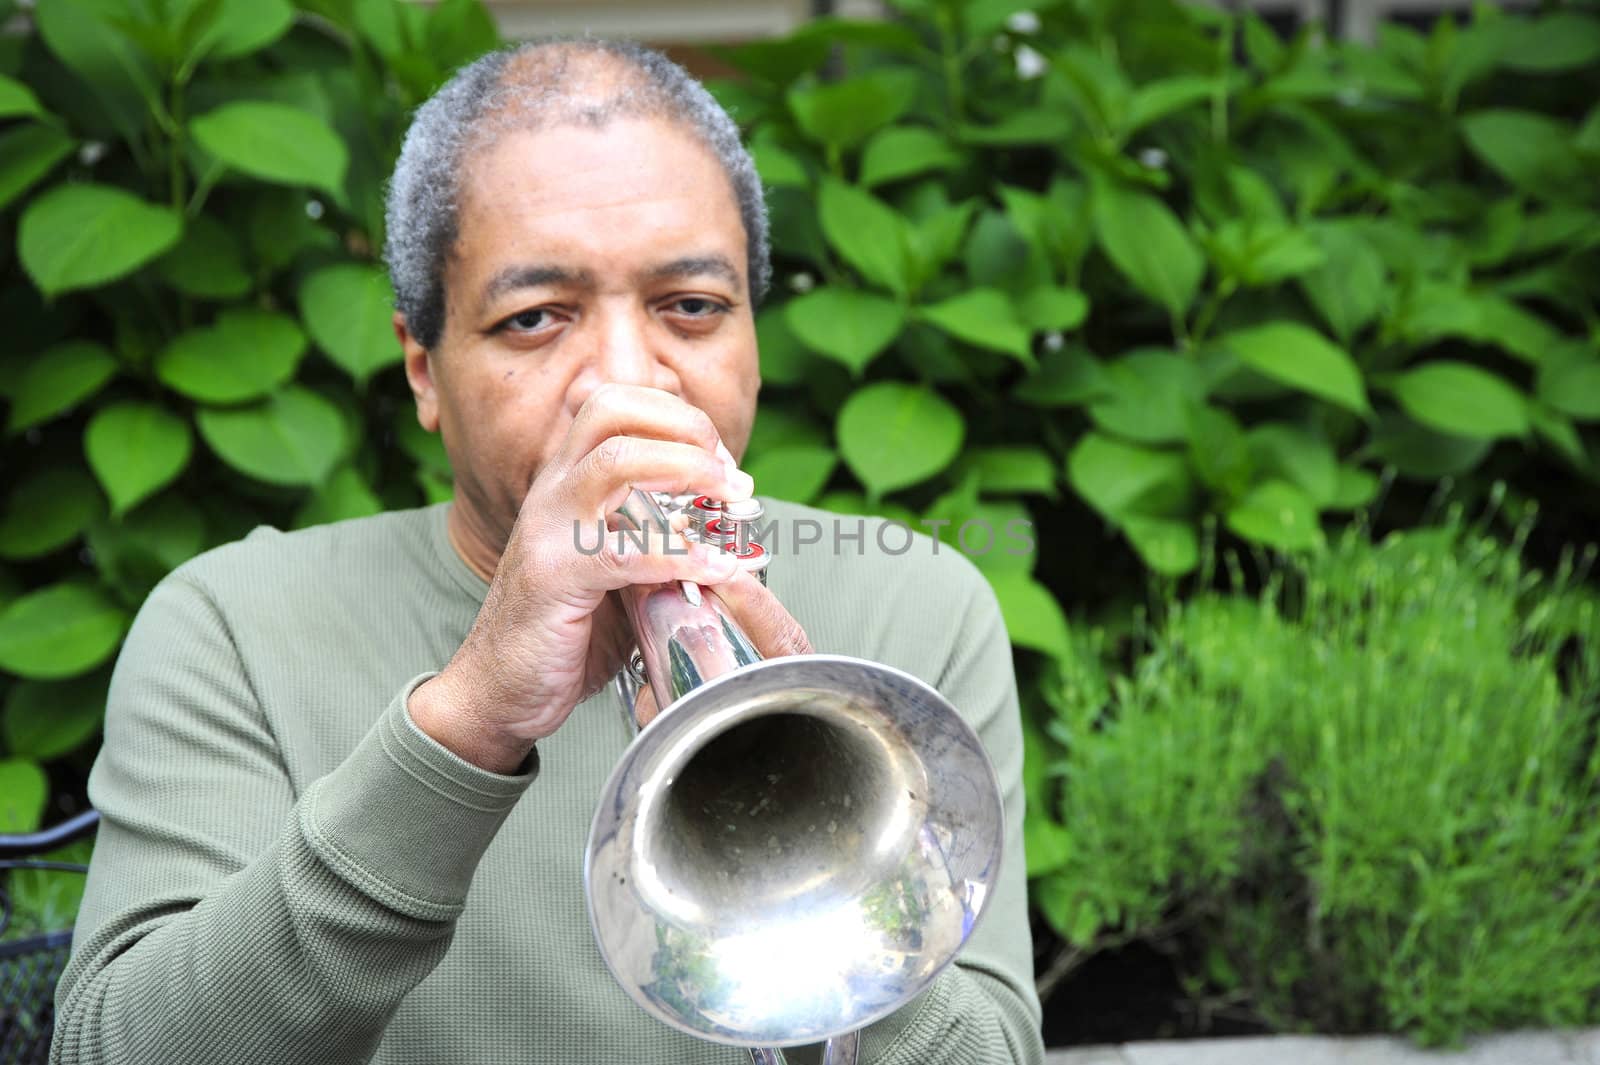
[643,255,743,292]
[479,264,594,311]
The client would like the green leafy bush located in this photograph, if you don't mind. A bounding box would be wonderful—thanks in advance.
[0,0,499,806]
[1027,515,1600,1042]
[716,0,1598,623]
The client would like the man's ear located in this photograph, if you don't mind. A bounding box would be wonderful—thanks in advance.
[396,311,440,432]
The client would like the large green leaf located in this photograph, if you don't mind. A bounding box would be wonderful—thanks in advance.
[755,307,812,386]
[1537,347,1600,421]
[298,264,401,384]
[156,310,306,404]
[998,179,1092,281]
[962,447,1058,497]
[987,572,1071,659]
[1226,479,1324,551]
[1497,13,1600,73]
[1015,346,1111,407]
[1219,322,1371,415]
[18,184,183,297]
[1121,516,1199,576]
[818,180,911,294]
[918,289,1033,362]
[1093,182,1203,316]
[34,0,158,145]
[788,69,920,150]
[1067,433,1192,518]
[0,124,77,213]
[0,468,103,561]
[0,582,128,680]
[190,101,348,197]
[1246,423,1338,505]
[785,288,906,375]
[6,341,117,434]
[294,465,384,529]
[1206,222,1326,288]
[1530,404,1586,467]
[86,493,208,601]
[196,386,346,486]
[837,383,964,497]
[1186,406,1252,499]
[0,73,43,120]
[425,0,501,70]
[2,672,108,761]
[859,126,959,188]
[190,0,295,62]
[154,215,251,299]
[1461,110,1583,201]
[1017,286,1089,333]
[84,402,193,516]
[1087,350,1204,445]
[1388,361,1530,440]
[963,210,1035,290]
[0,759,47,833]
[1123,76,1215,137]
[743,445,837,505]
[1299,222,1386,343]
[1397,285,1557,365]
[957,108,1074,147]
[750,141,808,189]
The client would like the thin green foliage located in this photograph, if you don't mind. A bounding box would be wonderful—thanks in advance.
[1031,518,1600,1041]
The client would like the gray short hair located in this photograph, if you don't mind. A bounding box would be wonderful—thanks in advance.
[383,39,771,350]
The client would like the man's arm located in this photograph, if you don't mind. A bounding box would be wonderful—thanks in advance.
[51,571,535,1065]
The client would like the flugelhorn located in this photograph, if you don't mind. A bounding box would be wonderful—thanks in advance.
[584,488,1005,1065]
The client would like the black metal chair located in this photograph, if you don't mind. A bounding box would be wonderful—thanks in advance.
[0,810,100,1065]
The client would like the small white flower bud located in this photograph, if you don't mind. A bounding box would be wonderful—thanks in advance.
[1006,10,1041,34]
[1015,44,1048,80]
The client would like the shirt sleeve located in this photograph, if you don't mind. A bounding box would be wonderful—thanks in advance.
[51,572,537,1065]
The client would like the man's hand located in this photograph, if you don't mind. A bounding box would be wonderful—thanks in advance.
[407,385,804,773]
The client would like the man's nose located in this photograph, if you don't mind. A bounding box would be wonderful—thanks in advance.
[567,303,681,409]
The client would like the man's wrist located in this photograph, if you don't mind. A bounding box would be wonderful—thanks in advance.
[407,672,536,776]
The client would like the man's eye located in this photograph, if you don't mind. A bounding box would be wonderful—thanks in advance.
[671,298,725,317]
[501,308,552,332]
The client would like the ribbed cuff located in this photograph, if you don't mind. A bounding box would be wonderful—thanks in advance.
[299,674,538,921]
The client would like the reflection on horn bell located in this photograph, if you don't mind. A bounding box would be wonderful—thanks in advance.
[584,488,1005,1065]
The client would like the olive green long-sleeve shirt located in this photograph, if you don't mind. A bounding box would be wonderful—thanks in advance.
[53,500,1043,1064]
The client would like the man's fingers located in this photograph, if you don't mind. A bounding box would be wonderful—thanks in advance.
[552,384,729,478]
[572,436,751,517]
[581,531,740,595]
[707,572,812,659]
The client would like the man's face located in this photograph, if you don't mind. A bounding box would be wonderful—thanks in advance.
[401,116,760,551]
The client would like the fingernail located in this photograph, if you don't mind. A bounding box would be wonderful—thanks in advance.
[715,440,737,467]
[726,469,755,500]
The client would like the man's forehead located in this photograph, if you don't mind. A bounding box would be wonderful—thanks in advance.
[449,115,746,299]
[475,254,743,313]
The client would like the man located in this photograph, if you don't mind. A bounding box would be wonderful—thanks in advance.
[53,39,1044,1064]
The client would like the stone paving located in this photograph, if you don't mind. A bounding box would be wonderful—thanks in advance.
[1044,1029,1600,1065]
